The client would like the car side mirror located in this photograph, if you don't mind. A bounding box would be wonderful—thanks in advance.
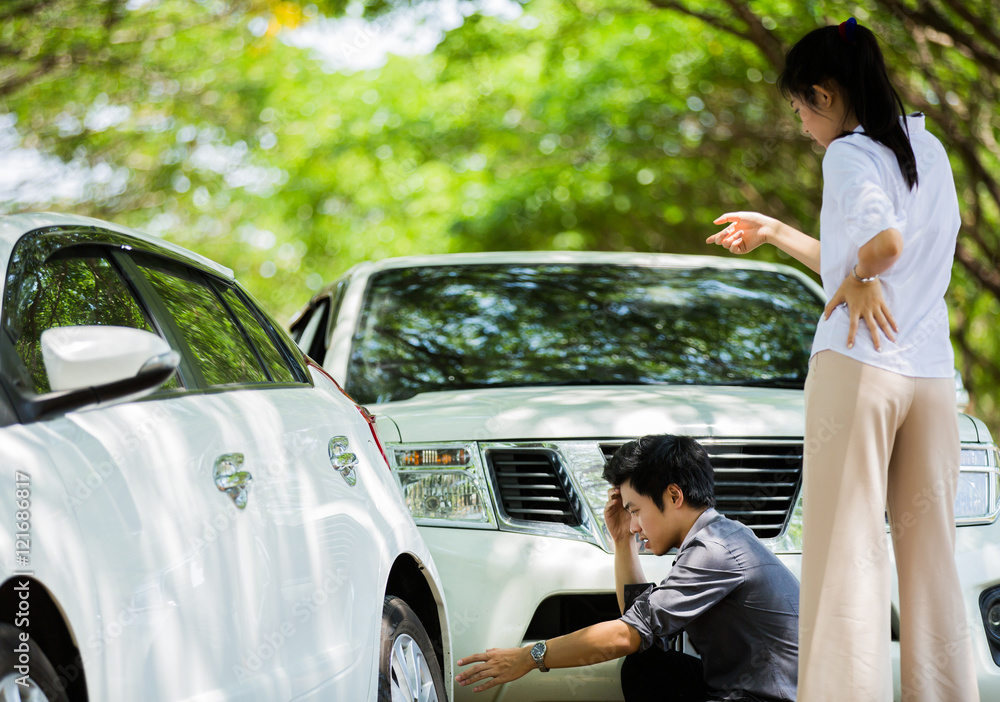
[42,325,176,392]
[17,326,180,422]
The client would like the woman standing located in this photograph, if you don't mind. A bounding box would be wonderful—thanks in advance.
[706,18,979,702]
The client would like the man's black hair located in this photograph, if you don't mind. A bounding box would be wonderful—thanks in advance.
[602,434,716,510]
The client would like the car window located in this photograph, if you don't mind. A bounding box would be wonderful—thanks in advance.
[290,296,331,362]
[328,277,349,332]
[220,286,297,384]
[6,252,178,394]
[138,264,269,387]
[347,264,825,404]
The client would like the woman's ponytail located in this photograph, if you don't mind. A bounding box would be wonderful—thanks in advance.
[779,19,919,190]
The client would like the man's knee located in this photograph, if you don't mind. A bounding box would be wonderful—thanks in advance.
[621,648,707,702]
[620,653,647,701]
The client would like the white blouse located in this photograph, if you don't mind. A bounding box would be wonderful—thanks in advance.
[811,114,960,378]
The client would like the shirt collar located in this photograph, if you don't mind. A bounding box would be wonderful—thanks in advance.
[678,507,721,552]
[906,112,926,132]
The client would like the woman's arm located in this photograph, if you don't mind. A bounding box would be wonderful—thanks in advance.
[708,212,821,273]
[766,219,822,274]
[823,227,903,350]
[855,227,903,278]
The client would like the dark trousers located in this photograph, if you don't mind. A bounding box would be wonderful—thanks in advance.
[620,646,789,702]
[620,647,709,702]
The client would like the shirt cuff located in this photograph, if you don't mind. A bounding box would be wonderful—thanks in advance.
[623,582,654,611]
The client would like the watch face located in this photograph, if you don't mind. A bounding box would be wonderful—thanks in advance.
[531,641,548,671]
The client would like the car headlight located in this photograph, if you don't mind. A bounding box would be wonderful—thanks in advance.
[978,586,1000,665]
[389,444,497,527]
[956,446,1000,525]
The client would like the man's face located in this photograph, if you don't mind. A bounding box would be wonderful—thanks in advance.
[619,480,683,556]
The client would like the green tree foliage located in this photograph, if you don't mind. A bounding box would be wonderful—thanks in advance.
[1,0,998,429]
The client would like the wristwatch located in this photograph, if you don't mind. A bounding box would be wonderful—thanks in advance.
[530,641,550,672]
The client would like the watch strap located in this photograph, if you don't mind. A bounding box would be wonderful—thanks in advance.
[531,641,549,672]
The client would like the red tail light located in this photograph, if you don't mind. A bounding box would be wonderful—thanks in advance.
[307,361,391,470]
[358,404,390,469]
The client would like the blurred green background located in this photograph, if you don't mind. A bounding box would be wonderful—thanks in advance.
[2,0,998,432]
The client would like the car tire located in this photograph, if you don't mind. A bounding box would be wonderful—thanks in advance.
[377,595,446,702]
[0,623,70,702]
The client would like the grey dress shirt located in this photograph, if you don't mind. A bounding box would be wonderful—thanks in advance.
[620,508,799,702]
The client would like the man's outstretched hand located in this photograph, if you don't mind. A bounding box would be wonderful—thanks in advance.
[455,647,535,693]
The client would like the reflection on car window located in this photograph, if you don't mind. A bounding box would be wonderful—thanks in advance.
[221,287,296,384]
[347,264,824,404]
[8,254,166,394]
[141,266,268,387]
[290,297,330,362]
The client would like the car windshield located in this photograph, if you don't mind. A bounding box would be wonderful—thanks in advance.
[347,263,824,404]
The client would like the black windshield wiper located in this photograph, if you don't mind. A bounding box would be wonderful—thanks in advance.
[448,378,671,391]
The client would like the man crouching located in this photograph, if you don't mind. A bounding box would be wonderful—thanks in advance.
[456,434,799,702]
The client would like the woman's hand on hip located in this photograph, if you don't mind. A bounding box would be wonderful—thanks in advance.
[824,274,898,352]
[707,212,775,254]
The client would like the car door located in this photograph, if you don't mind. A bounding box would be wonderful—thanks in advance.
[127,251,387,699]
[212,281,389,699]
[0,229,281,700]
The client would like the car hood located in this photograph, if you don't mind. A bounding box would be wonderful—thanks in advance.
[375,385,982,443]
[374,385,807,443]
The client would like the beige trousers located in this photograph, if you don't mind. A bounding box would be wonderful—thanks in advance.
[798,351,979,702]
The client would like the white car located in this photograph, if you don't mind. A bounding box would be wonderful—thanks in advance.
[291,251,1000,702]
[0,212,451,702]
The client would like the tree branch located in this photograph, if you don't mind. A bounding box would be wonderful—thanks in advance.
[0,0,59,23]
[955,242,1000,300]
[954,323,1000,386]
[891,43,1000,240]
[0,57,59,98]
[936,0,1000,55]
[719,0,785,70]
[881,0,1000,75]
[644,0,756,48]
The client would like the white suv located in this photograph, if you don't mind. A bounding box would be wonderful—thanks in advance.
[291,251,1000,702]
[0,213,451,702]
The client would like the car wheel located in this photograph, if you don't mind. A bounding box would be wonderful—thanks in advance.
[378,595,446,702]
[0,623,70,702]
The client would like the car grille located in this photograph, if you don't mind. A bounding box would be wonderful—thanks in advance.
[486,449,581,526]
[600,441,803,539]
